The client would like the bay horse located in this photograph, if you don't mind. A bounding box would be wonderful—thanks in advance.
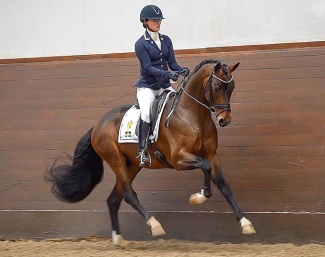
[44,59,256,244]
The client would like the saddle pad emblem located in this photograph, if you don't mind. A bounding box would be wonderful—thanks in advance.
[124,131,132,138]
[127,120,133,130]
[118,106,140,143]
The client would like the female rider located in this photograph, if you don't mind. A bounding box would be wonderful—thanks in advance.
[135,5,189,166]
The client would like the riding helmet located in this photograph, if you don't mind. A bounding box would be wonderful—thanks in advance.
[140,5,164,21]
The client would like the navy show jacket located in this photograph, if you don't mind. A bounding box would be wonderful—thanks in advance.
[134,30,182,90]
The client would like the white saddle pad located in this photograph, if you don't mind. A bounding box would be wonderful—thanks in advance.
[118,105,141,143]
[118,91,173,143]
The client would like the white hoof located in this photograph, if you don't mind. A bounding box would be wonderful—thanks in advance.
[146,216,166,236]
[112,231,127,245]
[240,217,256,234]
[189,189,208,205]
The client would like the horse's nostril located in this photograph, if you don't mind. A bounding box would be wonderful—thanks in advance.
[219,119,230,127]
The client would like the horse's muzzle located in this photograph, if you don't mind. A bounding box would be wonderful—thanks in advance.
[218,117,231,127]
[213,104,231,127]
[216,111,231,127]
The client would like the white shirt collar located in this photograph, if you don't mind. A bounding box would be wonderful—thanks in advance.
[146,29,159,41]
[144,29,161,49]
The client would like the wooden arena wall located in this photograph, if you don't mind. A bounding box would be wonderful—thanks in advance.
[0,46,324,242]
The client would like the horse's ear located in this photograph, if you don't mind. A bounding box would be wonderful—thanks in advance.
[229,62,240,72]
[214,62,222,72]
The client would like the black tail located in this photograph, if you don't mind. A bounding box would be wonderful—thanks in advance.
[44,128,104,203]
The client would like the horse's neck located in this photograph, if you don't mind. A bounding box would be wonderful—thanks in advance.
[184,66,210,99]
[178,69,211,120]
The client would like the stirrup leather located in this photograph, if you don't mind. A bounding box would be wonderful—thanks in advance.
[138,149,151,166]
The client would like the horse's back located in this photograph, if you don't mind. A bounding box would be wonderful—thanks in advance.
[99,104,132,126]
[92,104,132,149]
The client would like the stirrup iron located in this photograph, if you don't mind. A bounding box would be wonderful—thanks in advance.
[138,149,151,166]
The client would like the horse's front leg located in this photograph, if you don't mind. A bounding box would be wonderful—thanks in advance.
[211,154,256,234]
[176,152,213,204]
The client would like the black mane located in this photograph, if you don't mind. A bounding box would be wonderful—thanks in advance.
[184,59,222,87]
[191,59,221,75]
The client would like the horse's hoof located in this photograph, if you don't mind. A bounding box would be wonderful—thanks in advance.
[242,223,256,234]
[147,216,166,237]
[112,231,128,245]
[152,224,166,236]
[240,217,256,234]
[189,191,208,205]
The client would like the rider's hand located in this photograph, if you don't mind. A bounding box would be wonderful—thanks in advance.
[180,67,190,77]
[168,71,179,82]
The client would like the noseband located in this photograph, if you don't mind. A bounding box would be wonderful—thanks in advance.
[180,64,232,118]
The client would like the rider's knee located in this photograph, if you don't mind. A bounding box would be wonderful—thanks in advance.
[140,113,150,123]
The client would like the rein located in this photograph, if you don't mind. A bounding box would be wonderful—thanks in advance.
[180,66,232,117]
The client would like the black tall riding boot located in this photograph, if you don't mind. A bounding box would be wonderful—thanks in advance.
[138,119,151,166]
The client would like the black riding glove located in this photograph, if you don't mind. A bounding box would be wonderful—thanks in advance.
[168,71,179,82]
[180,67,190,77]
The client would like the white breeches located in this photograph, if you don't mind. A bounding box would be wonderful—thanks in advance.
[137,86,175,123]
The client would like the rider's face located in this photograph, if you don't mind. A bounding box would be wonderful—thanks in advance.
[146,19,161,32]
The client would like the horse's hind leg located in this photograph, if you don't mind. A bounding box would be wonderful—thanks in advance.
[107,164,141,244]
[106,160,165,243]
[211,154,256,234]
[107,183,124,244]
